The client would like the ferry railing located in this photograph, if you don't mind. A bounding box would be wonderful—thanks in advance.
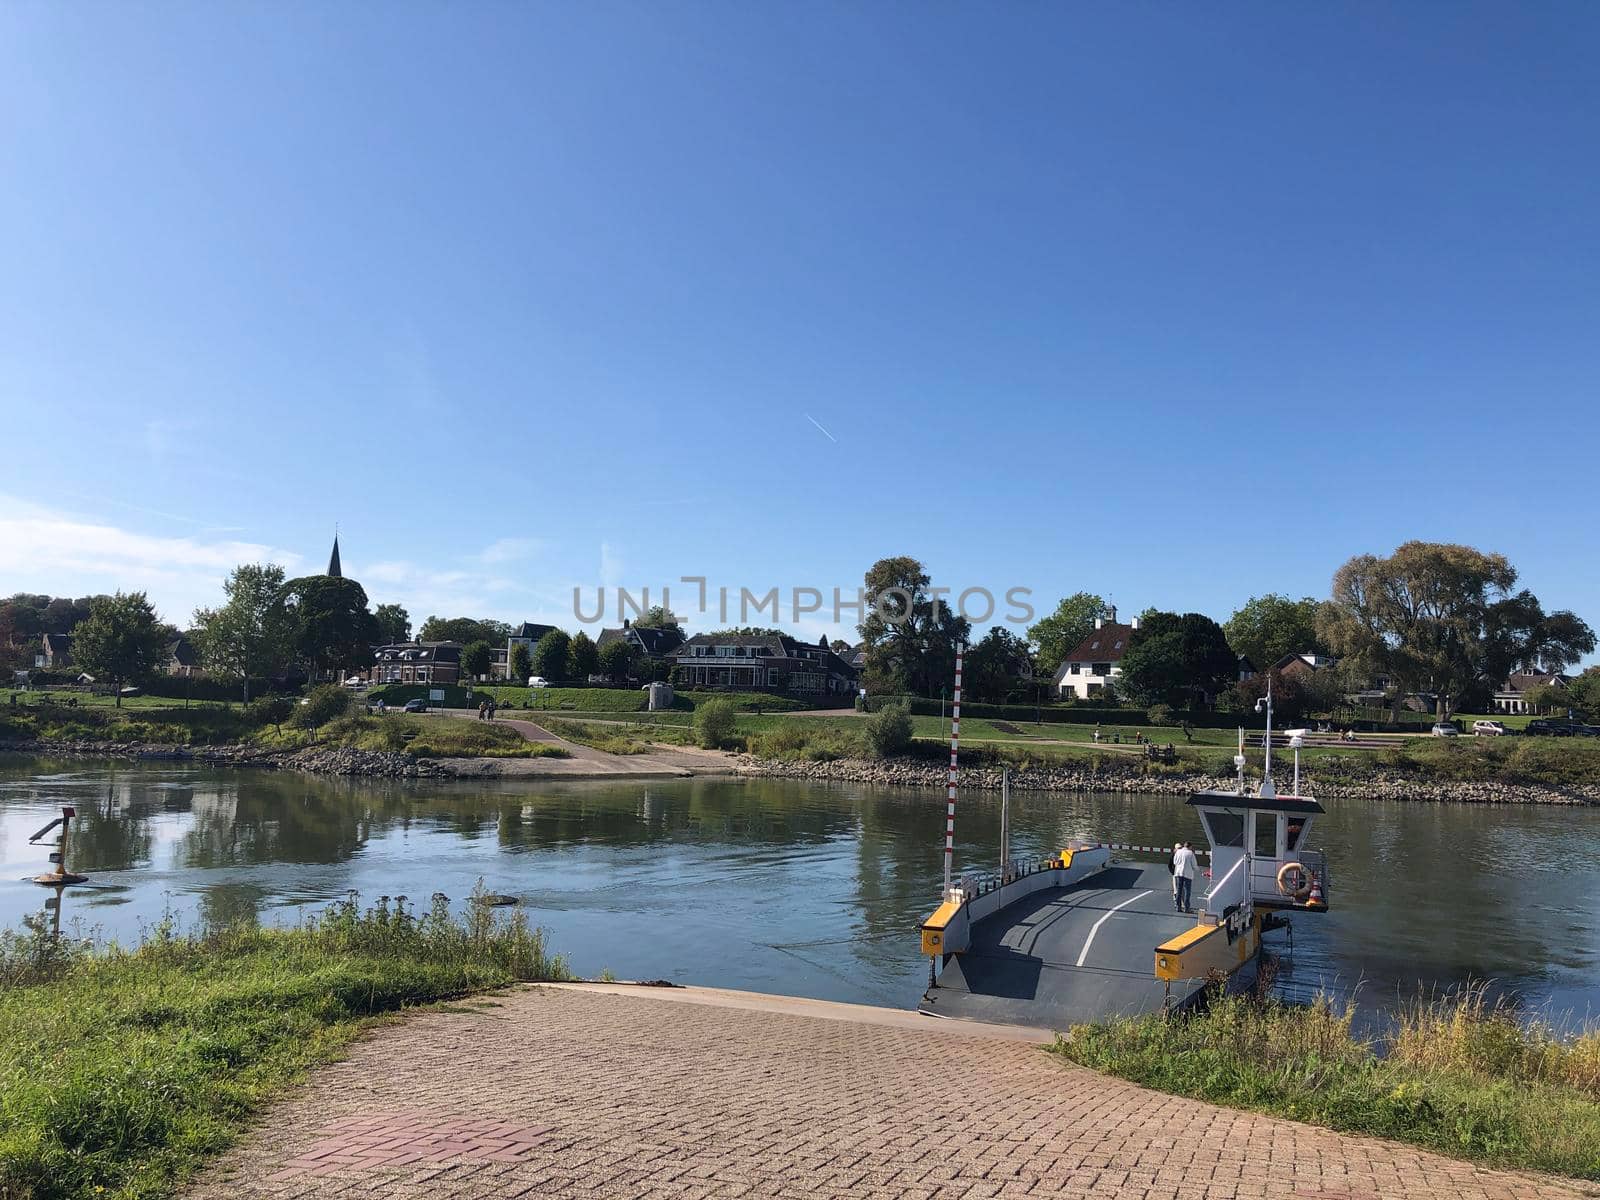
[1206,854,1250,910]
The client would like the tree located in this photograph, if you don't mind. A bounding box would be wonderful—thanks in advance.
[569,630,599,680]
[1027,593,1110,678]
[963,627,1035,703]
[597,639,634,682]
[1116,611,1237,709]
[193,563,293,702]
[281,576,381,681]
[1318,542,1596,722]
[634,605,683,635]
[532,630,571,681]
[1520,682,1570,716]
[1563,668,1600,720]
[509,642,533,684]
[461,640,494,680]
[417,616,512,645]
[830,638,852,654]
[857,556,971,697]
[72,592,168,706]
[1224,594,1326,669]
[1230,665,1343,725]
[374,603,411,645]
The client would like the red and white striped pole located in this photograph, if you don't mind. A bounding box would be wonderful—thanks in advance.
[942,643,966,896]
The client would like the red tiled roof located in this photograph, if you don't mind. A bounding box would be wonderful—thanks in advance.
[1062,623,1135,664]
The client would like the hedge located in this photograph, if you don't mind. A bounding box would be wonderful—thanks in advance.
[871,695,1243,728]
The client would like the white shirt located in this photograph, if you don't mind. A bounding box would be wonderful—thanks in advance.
[1173,847,1199,880]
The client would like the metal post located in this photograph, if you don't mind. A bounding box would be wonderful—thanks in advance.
[942,644,966,897]
[1000,766,1010,872]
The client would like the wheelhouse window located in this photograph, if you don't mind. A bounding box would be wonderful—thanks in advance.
[1201,811,1245,848]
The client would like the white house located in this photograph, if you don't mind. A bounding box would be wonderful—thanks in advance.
[1492,670,1568,715]
[1053,610,1139,701]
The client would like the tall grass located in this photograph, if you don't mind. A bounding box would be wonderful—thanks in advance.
[1054,988,1600,1179]
[0,888,568,1200]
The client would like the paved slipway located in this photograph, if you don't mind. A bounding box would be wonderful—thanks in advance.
[186,984,1590,1200]
[435,710,736,778]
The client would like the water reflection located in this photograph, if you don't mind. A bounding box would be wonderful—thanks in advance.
[2,757,1598,1022]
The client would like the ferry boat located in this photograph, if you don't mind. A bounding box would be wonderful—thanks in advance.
[918,691,1330,1029]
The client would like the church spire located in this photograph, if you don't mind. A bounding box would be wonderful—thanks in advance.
[327,532,342,578]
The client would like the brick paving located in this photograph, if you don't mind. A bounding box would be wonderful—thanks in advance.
[187,984,1590,1200]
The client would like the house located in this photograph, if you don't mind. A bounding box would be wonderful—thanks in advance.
[35,633,71,670]
[500,622,558,679]
[596,621,686,675]
[1492,670,1569,715]
[1052,610,1137,700]
[165,636,201,677]
[371,641,463,686]
[671,632,858,696]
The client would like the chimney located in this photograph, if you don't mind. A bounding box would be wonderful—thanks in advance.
[1130,615,1140,631]
[623,618,630,629]
[1094,617,1104,630]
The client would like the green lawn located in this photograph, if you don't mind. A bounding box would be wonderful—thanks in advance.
[0,892,568,1200]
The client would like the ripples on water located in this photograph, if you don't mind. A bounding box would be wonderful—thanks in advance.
[2,757,1598,1024]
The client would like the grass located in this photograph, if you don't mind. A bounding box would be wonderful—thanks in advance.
[0,888,568,1200]
[1053,988,1600,1180]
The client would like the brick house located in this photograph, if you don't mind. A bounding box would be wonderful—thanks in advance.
[671,632,858,697]
[371,642,463,686]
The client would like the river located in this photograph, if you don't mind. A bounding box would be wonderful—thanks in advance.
[3,757,1598,1025]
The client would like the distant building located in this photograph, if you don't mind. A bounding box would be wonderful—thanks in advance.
[501,622,558,680]
[596,621,686,677]
[1492,670,1569,715]
[671,632,857,696]
[165,636,201,678]
[1052,609,1137,701]
[35,633,71,670]
[371,641,463,686]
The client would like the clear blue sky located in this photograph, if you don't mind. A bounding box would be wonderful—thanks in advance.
[3,3,1597,649]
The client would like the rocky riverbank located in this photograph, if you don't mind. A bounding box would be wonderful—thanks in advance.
[0,738,451,778]
[732,753,1600,806]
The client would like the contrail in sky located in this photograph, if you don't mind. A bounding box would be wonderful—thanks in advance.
[804,413,837,443]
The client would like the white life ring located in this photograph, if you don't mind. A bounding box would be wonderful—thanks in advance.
[1276,861,1313,900]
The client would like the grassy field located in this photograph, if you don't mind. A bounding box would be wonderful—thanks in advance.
[0,891,568,1200]
[0,704,568,759]
[1055,990,1600,1180]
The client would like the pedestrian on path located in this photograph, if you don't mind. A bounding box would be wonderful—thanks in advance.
[1173,842,1198,913]
[477,700,487,721]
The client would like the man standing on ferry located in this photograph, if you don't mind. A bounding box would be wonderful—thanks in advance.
[1172,841,1199,914]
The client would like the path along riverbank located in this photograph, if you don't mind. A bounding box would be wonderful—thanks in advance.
[182,982,1585,1200]
[2,737,1596,803]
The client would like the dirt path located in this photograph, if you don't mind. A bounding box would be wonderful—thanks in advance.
[186,983,1584,1200]
[430,709,737,778]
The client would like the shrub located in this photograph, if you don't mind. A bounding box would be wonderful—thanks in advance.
[245,696,295,731]
[862,702,914,758]
[291,684,351,730]
[1147,703,1175,726]
[693,699,737,749]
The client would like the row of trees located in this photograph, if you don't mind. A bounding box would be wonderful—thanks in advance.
[853,542,1595,719]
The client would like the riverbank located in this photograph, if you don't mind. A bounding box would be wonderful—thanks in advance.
[1055,990,1600,1182]
[0,892,568,1200]
[733,752,1600,805]
[4,736,1598,800]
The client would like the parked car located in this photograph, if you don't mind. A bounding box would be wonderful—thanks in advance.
[1430,723,1459,737]
[527,676,550,688]
[1471,720,1508,737]
[403,698,428,713]
[1526,718,1584,737]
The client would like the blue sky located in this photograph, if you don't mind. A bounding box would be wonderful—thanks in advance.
[2,3,1597,650]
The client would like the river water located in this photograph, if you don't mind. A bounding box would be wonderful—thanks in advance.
[3,757,1598,1024]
